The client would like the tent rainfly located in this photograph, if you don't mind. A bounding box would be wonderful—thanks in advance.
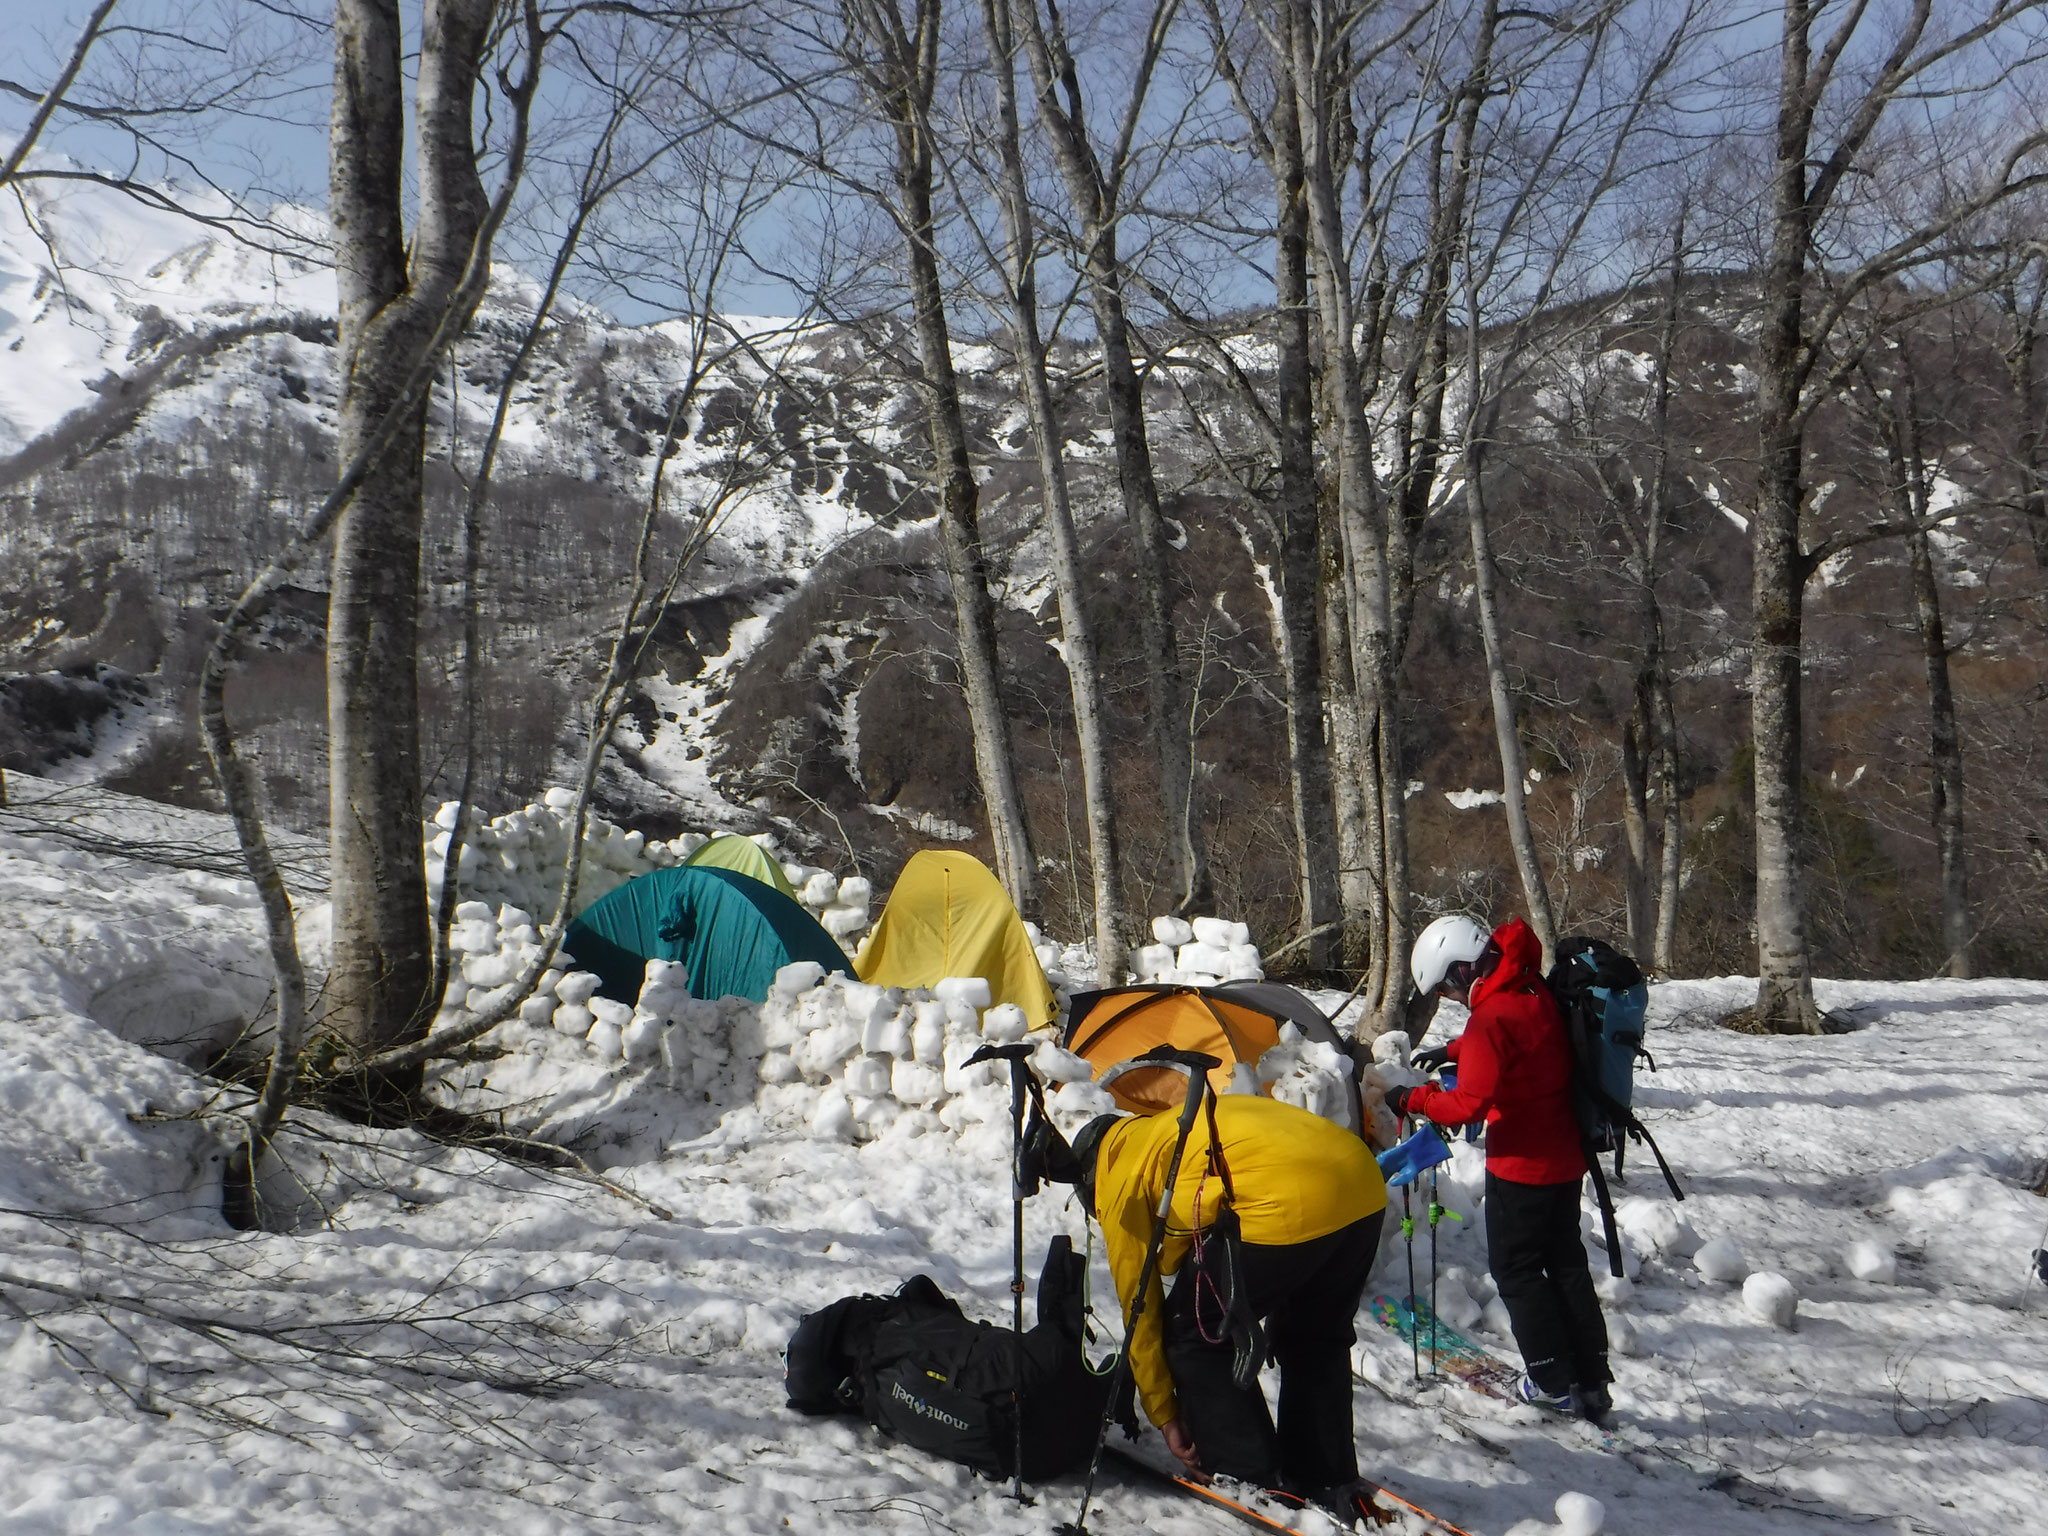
[683,833,798,898]
[854,850,1056,1026]
[563,865,851,1005]
[1061,983,1357,1121]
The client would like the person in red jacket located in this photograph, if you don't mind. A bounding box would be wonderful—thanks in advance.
[1384,914,1613,1426]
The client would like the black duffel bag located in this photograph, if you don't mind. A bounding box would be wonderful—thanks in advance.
[783,1235,1112,1480]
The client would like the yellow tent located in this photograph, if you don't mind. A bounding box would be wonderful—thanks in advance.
[684,834,798,898]
[855,850,1057,1025]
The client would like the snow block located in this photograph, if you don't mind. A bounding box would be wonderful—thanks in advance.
[1555,1492,1606,1536]
[1694,1236,1750,1283]
[1192,916,1250,950]
[933,976,993,1010]
[554,971,602,1007]
[1130,943,1173,979]
[1845,1240,1897,1284]
[1151,915,1195,948]
[774,960,827,997]
[981,1002,1029,1043]
[1743,1271,1799,1329]
[810,1089,855,1141]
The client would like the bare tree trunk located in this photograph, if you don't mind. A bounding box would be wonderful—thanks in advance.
[979,0,1122,963]
[1269,44,1338,969]
[1011,0,1208,913]
[1620,706,1654,958]
[1322,509,1377,976]
[1653,654,1683,972]
[1748,0,1827,1035]
[1636,214,1687,971]
[326,0,499,1064]
[1870,359,1973,978]
[856,0,1040,917]
[1463,445,1557,962]
[1909,521,1971,977]
[1290,0,1406,1032]
[2007,276,2048,573]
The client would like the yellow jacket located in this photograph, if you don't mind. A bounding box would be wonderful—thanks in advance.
[1096,1094,1387,1429]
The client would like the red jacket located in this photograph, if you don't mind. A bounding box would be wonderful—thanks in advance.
[1406,918,1585,1186]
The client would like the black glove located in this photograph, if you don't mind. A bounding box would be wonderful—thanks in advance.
[1411,1044,1453,1073]
[1384,1084,1415,1119]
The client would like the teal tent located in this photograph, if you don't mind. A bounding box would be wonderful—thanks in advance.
[563,865,852,1005]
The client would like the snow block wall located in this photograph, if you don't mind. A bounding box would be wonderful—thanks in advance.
[754,967,1110,1146]
[433,900,758,1090]
[1129,914,1265,984]
[421,789,872,942]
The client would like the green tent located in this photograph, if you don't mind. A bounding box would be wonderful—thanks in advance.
[684,833,798,898]
[563,865,852,1005]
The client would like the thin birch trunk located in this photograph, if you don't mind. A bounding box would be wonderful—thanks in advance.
[979,0,1123,966]
[1011,0,1209,913]
[1872,363,1972,978]
[2006,276,2048,573]
[1463,441,1557,963]
[1635,213,1687,971]
[1909,521,1971,977]
[1269,31,1338,969]
[1653,653,1683,973]
[858,0,1040,916]
[1322,508,1377,976]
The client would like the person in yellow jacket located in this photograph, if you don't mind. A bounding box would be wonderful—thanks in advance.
[1070,1094,1388,1494]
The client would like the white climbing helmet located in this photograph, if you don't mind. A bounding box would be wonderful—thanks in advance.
[1410,914,1491,996]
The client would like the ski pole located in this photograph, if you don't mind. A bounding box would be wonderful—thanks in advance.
[968,1042,1037,1505]
[1428,1165,1440,1379]
[1401,1180,1418,1382]
[1058,1048,1222,1536]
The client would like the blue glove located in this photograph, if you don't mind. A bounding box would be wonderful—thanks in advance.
[1377,1123,1453,1188]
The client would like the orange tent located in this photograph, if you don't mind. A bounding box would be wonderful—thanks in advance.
[1061,985,1293,1114]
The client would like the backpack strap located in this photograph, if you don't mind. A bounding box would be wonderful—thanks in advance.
[1200,1090,1238,1212]
[1583,1142,1626,1280]
[1625,1112,1684,1202]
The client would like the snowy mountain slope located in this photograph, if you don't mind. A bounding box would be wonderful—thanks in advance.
[3,802,2047,1534]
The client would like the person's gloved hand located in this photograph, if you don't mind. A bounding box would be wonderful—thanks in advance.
[1384,1084,1416,1119]
[1411,1043,1453,1073]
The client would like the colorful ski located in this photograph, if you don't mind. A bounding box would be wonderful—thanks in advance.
[1101,1438,1474,1536]
[1363,1292,1522,1403]
[1359,1293,1636,1456]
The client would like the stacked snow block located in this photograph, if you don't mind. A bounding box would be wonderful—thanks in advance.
[1254,1023,1358,1126]
[1127,914,1264,985]
[754,967,1109,1145]
[434,901,756,1090]
[1023,920,1094,1000]
[420,787,873,940]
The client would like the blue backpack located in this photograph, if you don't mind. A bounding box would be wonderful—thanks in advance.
[1547,937,1682,1276]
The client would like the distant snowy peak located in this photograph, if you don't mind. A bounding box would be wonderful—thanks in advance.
[0,168,333,454]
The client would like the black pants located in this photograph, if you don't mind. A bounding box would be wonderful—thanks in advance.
[1162,1210,1384,1491]
[1484,1172,1610,1395]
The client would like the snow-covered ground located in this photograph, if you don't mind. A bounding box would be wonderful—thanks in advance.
[2,804,2046,1536]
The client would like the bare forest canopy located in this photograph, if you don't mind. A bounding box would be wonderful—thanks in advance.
[2,0,2045,1077]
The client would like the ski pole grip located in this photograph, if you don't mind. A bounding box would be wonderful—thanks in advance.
[965,1043,1035,1066]
[1138,1046,1222,1074]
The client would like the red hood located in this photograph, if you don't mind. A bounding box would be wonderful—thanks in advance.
[1472,917,1544,1008]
